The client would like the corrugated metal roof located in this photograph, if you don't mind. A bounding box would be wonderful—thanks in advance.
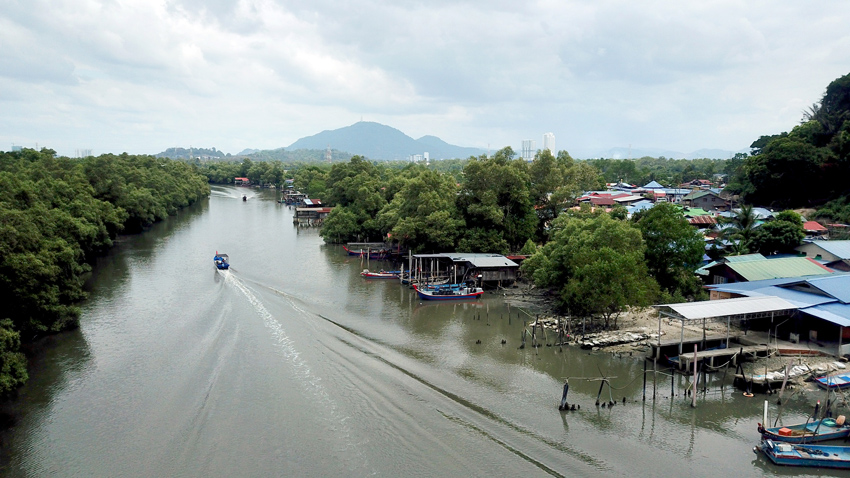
[688,215,716,225]
[803,221,828,232]
[799,304,850,328]
[726,253,767,263]
[449,254,518,268]
[655,296,798,320]
[727,257,833,281]
[809,241,850,260]
[804,275,850,303]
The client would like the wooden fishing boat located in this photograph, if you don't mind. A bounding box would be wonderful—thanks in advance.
[755,438,850,469]
[815,374,850,390]
[360,269,401,279]
[342,245,389,259]
[758,417,850,444]
[413,283,483,301]
[214,252,230,270]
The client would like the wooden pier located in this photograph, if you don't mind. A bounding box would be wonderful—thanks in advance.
[675,344,771,370]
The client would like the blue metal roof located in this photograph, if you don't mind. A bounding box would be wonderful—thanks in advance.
[803,275,850,303]
[705,275,850,327]
[809,241,850,260]
[800,304,850,328]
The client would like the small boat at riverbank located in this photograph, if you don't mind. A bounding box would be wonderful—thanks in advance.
[755,438,850,469]
[361,269,401,279]
[815,374,850,390]
[214,252,230,270]
[758,417,850,443]
[343,245,390,259]
[413,283,484,301]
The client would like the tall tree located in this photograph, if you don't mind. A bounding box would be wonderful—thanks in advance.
[522,212,658,327]
[633,202,705,299]
[456,148,537,252]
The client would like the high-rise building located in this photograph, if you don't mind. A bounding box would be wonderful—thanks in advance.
[521,139,536,161]
[543,132,555,154]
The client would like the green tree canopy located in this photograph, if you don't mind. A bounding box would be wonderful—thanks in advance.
[633,202,705,299]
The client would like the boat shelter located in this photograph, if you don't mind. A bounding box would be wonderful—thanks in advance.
[408,253,518,287]
[652,296,798,367]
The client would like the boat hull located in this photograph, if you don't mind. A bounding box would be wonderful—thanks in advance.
[815,374,850,390]
[214,253,230,270]
[414,284,484,301]
[361,270,401,279]
[758,419,850,444]
[757,439,850,469]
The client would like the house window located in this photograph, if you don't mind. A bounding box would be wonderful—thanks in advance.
[713,276,727,285]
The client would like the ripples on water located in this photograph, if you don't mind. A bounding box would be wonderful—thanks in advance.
[0,188,838,478]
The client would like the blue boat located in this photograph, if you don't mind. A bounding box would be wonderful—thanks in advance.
[756,438,850,469]
[414,283,483,301]
[816,374,850,390]
[214,252,230,270]
[758,417,850,444]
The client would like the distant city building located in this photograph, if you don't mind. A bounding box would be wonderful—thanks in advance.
[11,145,22,152]
[521,140,536,161]
[543,133,555,154]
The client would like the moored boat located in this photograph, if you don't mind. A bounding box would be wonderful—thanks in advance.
[343,245,389,258]
[758,417,850,444]
[755,438,850,469]
[815,374,850,390]
[413,283,484,301]
[361,269,401,279]
[214,252,230,270]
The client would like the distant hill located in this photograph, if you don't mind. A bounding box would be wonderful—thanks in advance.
[287,121,487,160]
[574,146,744,160]
[156,147,227,159]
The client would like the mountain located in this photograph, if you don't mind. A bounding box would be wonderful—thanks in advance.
[287,121,487,160]
[573,146,744,160]
[155,147,227,159]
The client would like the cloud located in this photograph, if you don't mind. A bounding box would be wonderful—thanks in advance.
[1,0,850,157]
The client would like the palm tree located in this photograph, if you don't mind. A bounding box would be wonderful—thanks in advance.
[719,204,758,255]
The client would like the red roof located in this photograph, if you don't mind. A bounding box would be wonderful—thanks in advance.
[590,197,616,206]
[803,221,828,232]
[687,215,717,225]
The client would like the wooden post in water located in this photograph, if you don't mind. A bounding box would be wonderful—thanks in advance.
[692,344,698,408]
[642,360,647,401]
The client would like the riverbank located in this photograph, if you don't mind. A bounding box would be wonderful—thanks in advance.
[500,279,849,395]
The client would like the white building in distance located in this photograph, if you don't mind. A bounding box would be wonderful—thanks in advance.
[521,140,536,161]
[543,132,555,154]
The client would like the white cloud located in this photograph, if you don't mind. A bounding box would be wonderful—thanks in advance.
[1,0,849,157]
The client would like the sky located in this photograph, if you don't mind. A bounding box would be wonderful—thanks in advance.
[2,1,850,159]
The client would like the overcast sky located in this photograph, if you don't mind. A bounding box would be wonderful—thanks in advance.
[2,1,849,158]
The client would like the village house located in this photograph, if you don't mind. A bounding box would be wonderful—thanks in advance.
[681,190,729,211]
[704,274,850,357]
[796,240,850,263]
[701,254,834,285]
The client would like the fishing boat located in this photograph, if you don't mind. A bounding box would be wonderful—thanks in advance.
[758,417,850,444]
[413,283,484,301]
[360,269,401,279]
[815,374,850,390]
[755,438,850,469]
[214,252,230,270]
[343,245,389,259]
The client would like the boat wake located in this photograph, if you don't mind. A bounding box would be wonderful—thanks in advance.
[222,272,372,472]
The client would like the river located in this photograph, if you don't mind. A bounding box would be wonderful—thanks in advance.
[0,186,840,477]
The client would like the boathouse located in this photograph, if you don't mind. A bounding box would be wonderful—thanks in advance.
[703,274,850,357]
[293,207,333,226]
[408,253,519,288]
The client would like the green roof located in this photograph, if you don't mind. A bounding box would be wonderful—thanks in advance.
[724,257,833,281]
[725,253,766,263]
[683,208,711,217]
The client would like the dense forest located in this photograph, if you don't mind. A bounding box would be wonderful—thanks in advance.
[730,72,850,218]
[0,149,209,396]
